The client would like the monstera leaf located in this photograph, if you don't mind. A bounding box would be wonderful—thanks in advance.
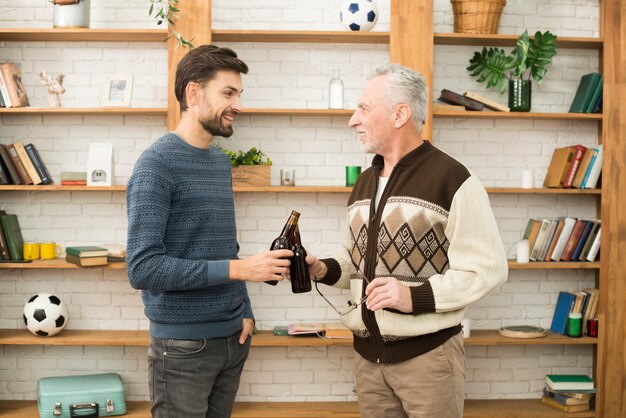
[467,47,517,93]
[526,30,558,82]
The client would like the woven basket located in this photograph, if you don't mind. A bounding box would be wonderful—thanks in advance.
[451,0,506,34]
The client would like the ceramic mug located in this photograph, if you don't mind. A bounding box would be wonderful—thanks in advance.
[40,242,63,259]
[23,242,41,260]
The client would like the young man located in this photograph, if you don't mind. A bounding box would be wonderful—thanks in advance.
[126,45,292,418]
[307,64,508,418]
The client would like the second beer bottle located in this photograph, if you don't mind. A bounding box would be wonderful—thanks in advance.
[266,210,300,286]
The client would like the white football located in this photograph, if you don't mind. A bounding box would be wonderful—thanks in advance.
[23,293,69,337]
[340,0,379,32]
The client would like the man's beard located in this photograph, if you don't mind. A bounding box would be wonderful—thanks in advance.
[200,110,236,137]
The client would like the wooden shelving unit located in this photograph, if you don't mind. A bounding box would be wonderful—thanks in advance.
[0,28,167,42]
[0,185,126,191]
[434,33,603,49]
[0,399,596,418]
[211,29,389,44]
[0,107,166,115]
[433,109,602,120]
[0,329,597,347]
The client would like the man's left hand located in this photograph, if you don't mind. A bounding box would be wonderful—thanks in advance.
[239,318,254,344]
[365,277,412,313]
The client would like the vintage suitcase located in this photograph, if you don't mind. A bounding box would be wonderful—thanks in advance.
[38,373,126,417]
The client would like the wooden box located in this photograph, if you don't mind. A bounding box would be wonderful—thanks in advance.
[231,165,270,187]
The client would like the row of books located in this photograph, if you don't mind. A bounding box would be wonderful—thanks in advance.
[0,61,29,108]
[0,142,52,185]
[65,244,126,267]
[0,211,24,261]
[569,72,603,114]
[542,374,595,413]
[523,218,601,262]
[550,288,599,335]
[544,144,602,189]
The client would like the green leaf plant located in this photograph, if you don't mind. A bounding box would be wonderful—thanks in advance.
[219,147,273,167]
[149,0,194,49]
[467,30,558,93]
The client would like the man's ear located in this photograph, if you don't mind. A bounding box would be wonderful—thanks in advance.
[185,82,201,107]
[393,103,412,128]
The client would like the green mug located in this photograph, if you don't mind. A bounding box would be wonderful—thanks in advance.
[345,166,361,187]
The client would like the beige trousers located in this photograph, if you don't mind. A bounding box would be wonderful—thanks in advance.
[354,332,465,418]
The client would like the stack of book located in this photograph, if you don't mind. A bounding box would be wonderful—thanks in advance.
[543,144,602,189]
[97,243,126,263]
[542,374,594,413]
[569,72,603,114]
[0,210,24,261]
[436,89,510,112]
[550,288,599,335]
[60,171,87,186]
[287,323,352,339]
[0,142,53,185]
[522,218,601,263]
[65,246,109,267]
[0,61,29,108]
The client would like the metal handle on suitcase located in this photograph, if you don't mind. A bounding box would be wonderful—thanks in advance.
[70,402,98,417]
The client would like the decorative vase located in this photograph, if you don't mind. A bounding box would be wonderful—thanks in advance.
[508,79,531,112]
[339,0,379,32]
[52,0,91,28]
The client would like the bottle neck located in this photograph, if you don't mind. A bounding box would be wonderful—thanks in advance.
[279,211,300,238]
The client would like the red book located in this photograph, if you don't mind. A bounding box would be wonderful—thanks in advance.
[563,144,587,188]
[560,220,587,261]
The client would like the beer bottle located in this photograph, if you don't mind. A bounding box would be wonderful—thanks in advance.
[290,225,312,293]
[266,210,300,286]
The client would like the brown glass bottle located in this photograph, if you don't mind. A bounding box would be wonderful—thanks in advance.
[290,226,312,293]
[266,210,300,286]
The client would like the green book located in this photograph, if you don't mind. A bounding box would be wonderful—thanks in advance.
[65,246,108,258]
[569,73,601,113]
[584,74,603,113]
[0,213,24,260]
[546,374,594,391]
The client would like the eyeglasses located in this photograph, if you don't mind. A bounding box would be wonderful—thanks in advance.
[313,273,370,317]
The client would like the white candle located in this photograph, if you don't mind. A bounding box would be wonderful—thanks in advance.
[517,239,530,263]
[461,319,471,338]
[521,169,533,189]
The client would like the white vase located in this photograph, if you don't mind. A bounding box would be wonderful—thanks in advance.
[340,0,379,32]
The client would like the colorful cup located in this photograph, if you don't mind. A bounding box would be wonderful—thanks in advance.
[345,166,361,187]
[23,242,41,260]
[40,242,63,260]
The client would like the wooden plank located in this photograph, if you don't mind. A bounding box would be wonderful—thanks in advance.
[232,186,352,193]
[212,30,389,44]
[486,188,601,194]
[0,107,166,115]
[435,33,603,50]
[0,259,125,269]
[390,0,433,141]
[597,0,626,416]
[0,185,126,191]
[0,399,596,417]
[241,108,354,117]
[0,28,167,42]
[167,0,212,130]
[508,261,600,270]
[433,109,603,120]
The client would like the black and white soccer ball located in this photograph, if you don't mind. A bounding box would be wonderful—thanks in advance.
[23,293,68,337]
[340,0,379,32]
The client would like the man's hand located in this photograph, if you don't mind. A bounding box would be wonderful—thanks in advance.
[239,318,254,345]
[230,250,293,282]
[305,254,327,282]
[365,277,412,313]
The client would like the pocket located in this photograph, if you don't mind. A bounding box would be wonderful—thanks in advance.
[147,356,154,402]
[163,338,207,358]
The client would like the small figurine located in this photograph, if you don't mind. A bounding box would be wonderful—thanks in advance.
[39,70,65,108]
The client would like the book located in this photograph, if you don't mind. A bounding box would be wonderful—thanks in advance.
[0,213,24,260]
[0,145,21,184]
[4,144,32,184]
[563,144,586,188]
[550,217,577,261]
[24,143,53,185]
[542,387,591,406]
[547,388,594,400]
[537,219,559,261]
[586,228,601,261]
[60,180,87,186]
[571,220,595,261]
[584,74,603,113]
[0,68,13,107]
[582,145,603,189]
[438,89,485,111]
[65,246,109,258]
[579,221,600,261]
[463,91,510,112]
[65,253,108,267]
[550,291,576,334]
[572,148,594,188]
[569,72,602,113]
[0,155,10,184]
[0,220,10,260]
[541,396,590,413]
[13,142,42,185]
[581,288,599,334]
[432,103,465,112]
[322,323,352,339]
[288,323,325,335]
[288,323,352,339]
[97,243,127,258]
[579,146,599,188]
[530,219,550,261]
[61,171,87,181]
[526,219,543,253]
[546,374,594,391]
[543,146,575,188]
[560,219,587,261]
[0,62,29,107]
[544,219,564,261]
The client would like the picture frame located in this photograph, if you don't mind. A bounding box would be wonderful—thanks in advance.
[101,74,133,107]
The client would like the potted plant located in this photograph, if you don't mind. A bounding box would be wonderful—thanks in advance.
[149,0,194,48]
[467,30,557,111]
[220,147,272,187]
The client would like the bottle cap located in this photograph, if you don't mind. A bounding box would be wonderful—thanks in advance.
[568,312,582,319]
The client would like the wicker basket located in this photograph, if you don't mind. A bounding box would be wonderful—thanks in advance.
[451,0,506,34]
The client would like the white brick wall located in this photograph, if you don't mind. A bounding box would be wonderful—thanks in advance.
[1,0,598,402]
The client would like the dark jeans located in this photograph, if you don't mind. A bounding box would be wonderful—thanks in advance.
[148,331,251,418]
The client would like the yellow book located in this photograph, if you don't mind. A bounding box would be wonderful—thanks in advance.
[463,91,510,112]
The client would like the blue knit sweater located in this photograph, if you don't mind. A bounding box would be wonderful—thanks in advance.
[126,132,253,340]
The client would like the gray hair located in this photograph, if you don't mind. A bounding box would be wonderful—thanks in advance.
[369,64,428,131]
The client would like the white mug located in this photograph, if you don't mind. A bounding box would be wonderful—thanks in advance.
[280,169,295,186]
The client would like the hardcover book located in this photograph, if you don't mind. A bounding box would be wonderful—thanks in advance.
[0,145,21,184]
[24,143,53,185]
[569,72,601,113]
[0,62,29,107]
[65,246,109,258]
[4,144,32,184]
[550,291,576,334]
[463,91,510,112]
[541,396,590,413]
[546,374,594,391]
[438,89,485,111]
[0,213,24,260]
[543,146,575,188]
[13,142,42,185]
[65,254,108,267]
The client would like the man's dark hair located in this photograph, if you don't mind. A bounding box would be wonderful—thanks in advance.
[175,44,249,112]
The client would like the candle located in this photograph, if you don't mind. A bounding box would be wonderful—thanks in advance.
[516,239,530,263]
[521,169,533,189]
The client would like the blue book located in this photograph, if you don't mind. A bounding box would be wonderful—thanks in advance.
[550,291,576,334]
[571,221,594,261]
[580,147,599,188]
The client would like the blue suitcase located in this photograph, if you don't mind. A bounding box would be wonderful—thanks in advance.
[38,373,126,418]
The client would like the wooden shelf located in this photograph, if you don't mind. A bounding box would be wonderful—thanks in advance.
[0,185,126,191]
[0,329,596,347]
[486,188,601,194]
[0,399,595,418]
[434,109,602,120]
[0,107,167,115]
[435,33,602,50]
[0,259,125,269]
[232,186,352,193]
[508,261,600,269]
[0,28,167,42]
[212,29,389,44]
[241,108,354,117]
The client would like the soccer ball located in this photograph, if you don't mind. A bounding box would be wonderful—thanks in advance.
[23,293,69,337]
[340,0,379,32]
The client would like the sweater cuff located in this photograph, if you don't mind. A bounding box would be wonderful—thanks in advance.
[318,258,341,286]
[410,281,436,315]
[207,260,231,286]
